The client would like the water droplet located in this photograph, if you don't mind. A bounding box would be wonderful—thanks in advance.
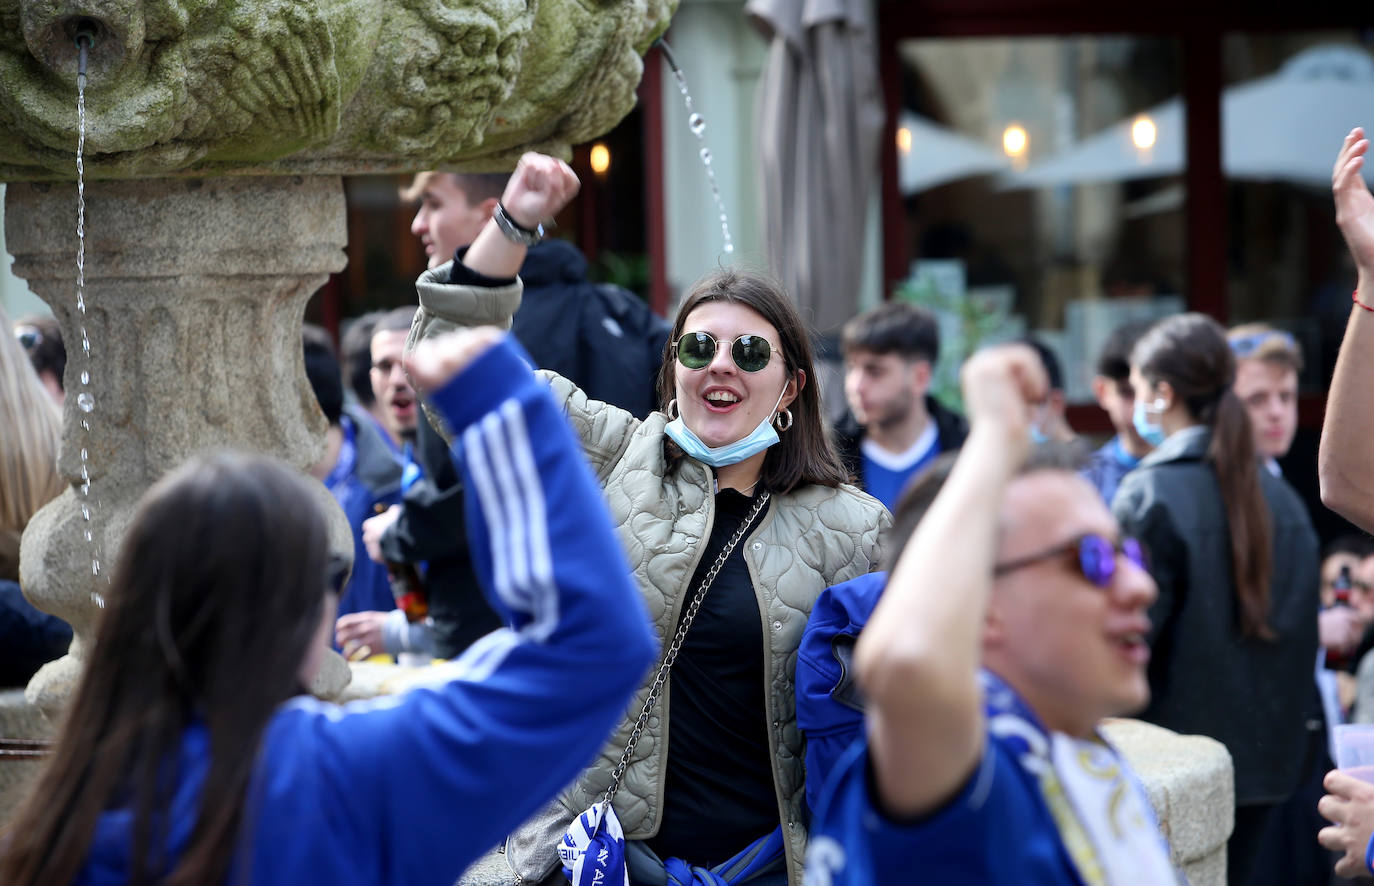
[699,148,712,165]
[81,420,90,431]
[689,114,705,137]
[77,294,85,312]
[91,559,100,575]
[81,505,90,520]
[80,448,88,461]
[84,530,92,542]
[81,480,91,496]
[77,392,94,412]
[80,370,89,385]
[80,465,89,482]
[723,242,736,254]
[720,213,728,223]
[91,592,105,608]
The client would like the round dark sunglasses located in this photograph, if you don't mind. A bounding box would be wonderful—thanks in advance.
[993,534,1146,588]
[675,332,776,373]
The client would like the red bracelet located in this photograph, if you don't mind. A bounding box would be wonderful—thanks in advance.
[1356,290,1374,313]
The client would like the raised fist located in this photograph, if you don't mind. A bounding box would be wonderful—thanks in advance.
[500,153,581,230]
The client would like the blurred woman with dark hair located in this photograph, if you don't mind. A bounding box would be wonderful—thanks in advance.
[1113,313,1319,886]
[0,327,656,886]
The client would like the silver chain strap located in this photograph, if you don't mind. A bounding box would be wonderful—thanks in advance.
[599,490,771,814]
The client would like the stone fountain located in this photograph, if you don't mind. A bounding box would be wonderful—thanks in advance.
[0,0,676,817]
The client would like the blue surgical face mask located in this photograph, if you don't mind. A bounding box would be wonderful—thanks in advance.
[1132,399,1168,448]
[664,385,789,468]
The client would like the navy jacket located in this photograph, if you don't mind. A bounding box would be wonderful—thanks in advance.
[1113,426,1319,806]
[512,238,669,421]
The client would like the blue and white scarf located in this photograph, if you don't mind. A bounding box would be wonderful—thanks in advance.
[981,671,1183,886]
[560,803,630,886]
[560,803,784,886]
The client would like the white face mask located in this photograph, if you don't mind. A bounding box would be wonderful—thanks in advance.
[664,385,790,467]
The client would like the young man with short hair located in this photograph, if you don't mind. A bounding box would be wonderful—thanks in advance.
[301,325,402,622]
[802,345,1178,885]
[1228,323,1301,474]
[403,169,668,419]
[1083,320,1156,505]
[836,302,966,510]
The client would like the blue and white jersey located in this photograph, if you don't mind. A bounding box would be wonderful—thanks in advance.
[804,671,1179,886]
[76,337,658,886]
[804,727,1082,885]
[858,421,942,512]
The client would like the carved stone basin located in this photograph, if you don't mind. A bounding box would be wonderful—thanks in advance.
[0,0,675,180]
[0,0,676,820]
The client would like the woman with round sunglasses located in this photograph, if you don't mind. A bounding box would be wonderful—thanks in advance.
[407,154,889,886]
[1112,313,1319,886]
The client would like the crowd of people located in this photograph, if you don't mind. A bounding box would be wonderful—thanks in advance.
[8,133,1374,885]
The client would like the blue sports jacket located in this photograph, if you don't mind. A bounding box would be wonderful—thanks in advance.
[75,337,658,886]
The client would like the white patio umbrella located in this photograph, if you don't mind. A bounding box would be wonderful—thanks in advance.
[1000,44,1374,190]
[897,110,1012,194]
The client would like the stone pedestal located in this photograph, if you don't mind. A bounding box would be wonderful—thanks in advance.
[0,689,54,824]
[4,175,353,722]
[1104,718,1235,885]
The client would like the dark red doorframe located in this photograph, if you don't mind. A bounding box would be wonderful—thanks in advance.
[642,45,671,318]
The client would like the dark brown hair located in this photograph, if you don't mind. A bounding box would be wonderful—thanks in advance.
[880,443,1088,574]
[656,269,847,494]
[841,301,940,364]
[1133,313,1274,639]
[0,452,333,886]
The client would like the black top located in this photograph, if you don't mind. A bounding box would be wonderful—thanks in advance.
[645,488,778,866]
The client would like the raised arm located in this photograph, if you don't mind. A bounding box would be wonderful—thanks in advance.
[408,154,580,349]
[1320,128,1374,530]
[853,345,1046,818]
[258,328,657,886]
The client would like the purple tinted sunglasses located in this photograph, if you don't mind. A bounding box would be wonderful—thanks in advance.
[993,534,1146,588]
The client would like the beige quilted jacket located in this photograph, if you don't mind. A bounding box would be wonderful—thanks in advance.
[410,265,890,885]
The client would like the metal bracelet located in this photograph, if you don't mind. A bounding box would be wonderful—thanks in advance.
[493,201,544,245]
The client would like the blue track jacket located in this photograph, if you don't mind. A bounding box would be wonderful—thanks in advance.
[75,338,658,886]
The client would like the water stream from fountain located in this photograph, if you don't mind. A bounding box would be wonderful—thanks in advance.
[655,40,733,256]
[74,30,106,607]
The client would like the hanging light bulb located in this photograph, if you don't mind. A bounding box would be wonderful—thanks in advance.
[896,126,912,154]
[590,142,611,176]
[1132,115,1157,151]
[1002,124,1029,159]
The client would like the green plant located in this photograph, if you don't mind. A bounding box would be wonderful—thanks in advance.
[893,276,1015,412]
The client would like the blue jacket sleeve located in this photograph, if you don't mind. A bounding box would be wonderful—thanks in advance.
[245,336,657,886]
[796,573,887,814]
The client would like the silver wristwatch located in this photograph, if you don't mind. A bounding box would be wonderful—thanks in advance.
[493,202,544,246]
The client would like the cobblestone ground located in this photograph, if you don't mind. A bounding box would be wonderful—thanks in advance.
[456,846,514,886]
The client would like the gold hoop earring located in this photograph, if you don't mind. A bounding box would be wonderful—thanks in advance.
[666,399,679,420]
[774,408,793,432]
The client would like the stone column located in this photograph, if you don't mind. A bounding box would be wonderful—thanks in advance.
[5,175,354,719]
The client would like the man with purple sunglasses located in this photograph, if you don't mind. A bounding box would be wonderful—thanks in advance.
[799,344,1181,885]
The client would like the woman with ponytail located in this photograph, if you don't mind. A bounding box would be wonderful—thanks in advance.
[1113,313,1319,886]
